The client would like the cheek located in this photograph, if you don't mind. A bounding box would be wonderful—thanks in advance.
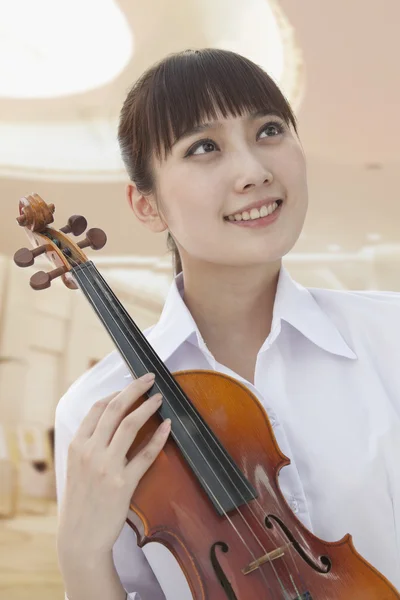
[278,144,308,200]
[160,168,221,229]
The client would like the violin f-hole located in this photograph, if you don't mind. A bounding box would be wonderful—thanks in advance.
[210,542,238,600]
[265,515,332,574]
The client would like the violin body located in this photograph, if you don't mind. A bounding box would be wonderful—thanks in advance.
[128,371,400,600]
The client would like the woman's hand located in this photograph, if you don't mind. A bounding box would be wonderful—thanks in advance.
[57,372,171,565]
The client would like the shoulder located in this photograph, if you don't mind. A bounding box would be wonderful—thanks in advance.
[55,325,156,434]
[309,286,400,317]
[308,286,400,349]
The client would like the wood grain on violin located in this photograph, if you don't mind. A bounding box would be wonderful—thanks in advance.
[14,193,400,599]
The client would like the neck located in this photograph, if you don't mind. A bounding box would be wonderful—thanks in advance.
[181,258,281,379]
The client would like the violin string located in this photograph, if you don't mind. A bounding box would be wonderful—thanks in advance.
[67,254,303,599]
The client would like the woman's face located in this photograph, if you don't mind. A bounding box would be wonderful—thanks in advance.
[130,109,308,269]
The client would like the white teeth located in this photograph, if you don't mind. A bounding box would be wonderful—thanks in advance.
[250,208,260,220]
[227,201,280,222]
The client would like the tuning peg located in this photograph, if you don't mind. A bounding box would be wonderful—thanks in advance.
[60,215,87,236]
[30,266,67,290]
[14,245,47,267]
[77,228,107,251]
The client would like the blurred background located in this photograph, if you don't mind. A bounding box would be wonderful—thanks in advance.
[0,1,399,598]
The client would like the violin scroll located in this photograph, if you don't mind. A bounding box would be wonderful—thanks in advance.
[14,193,107,290]
[17,194,55,231]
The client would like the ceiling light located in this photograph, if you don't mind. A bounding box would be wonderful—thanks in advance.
[216,0,283,81]
[0,0,133,98]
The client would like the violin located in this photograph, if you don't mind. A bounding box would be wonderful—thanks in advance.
[14,193,400,599]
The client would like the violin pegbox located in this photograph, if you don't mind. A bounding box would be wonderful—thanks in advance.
[14,193,107,291]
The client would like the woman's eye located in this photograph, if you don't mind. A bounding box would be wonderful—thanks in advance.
[186,140,217,156]
[258,121,285,139]
[185,122,284,157]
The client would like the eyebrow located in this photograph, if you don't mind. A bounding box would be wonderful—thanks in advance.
[172,109,284,147]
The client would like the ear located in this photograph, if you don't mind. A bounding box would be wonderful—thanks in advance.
[126,183,167,233]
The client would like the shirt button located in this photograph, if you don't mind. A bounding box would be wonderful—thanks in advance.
[290,498,299,513]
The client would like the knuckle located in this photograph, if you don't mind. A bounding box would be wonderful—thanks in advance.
[108,396,125,413]
[95,461,108,477]
[94,463,125,489]
[79,443,96,465]
[68,438,80,456]
[93,398,108,411]
[111,473,126,490]
[141,446,157,463]
[68,440,98,470]
[120,414,137,432]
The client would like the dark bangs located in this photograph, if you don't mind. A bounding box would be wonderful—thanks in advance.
[118,48,297,183]
[148,49,296,159]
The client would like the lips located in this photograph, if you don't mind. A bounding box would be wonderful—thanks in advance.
[225,200,283,228]
[224,199,283,220]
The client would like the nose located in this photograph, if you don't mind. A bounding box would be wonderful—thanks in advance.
[233,153,273,194]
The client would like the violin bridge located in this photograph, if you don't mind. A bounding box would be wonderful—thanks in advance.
[242,543,292,575]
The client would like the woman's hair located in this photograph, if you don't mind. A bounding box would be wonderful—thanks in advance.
[118,48,297,275]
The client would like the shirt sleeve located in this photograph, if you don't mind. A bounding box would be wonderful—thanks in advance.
[54,388,166,600]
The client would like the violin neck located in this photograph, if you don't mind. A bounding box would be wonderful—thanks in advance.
[71,261,171,383]
[72,261,257,514]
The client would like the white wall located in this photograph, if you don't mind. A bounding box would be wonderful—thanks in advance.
[0,257,163,428]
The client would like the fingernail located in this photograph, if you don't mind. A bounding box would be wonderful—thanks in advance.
[141,373,155,383]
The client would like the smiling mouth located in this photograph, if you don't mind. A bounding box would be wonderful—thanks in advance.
[224,199,283,222]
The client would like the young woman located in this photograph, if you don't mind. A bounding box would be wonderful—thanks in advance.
[54,48,400,600]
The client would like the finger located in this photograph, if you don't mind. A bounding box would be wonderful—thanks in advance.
[74,391,119,441]
[126,418,171,484]
[109,392,163,458]
[91,374,156,446]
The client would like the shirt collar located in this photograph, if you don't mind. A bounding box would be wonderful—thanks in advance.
[271,266,357,360]
[146,265,357,363]
[146,271,202,361]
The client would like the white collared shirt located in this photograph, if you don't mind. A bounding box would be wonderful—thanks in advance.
[55,265,400,599]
